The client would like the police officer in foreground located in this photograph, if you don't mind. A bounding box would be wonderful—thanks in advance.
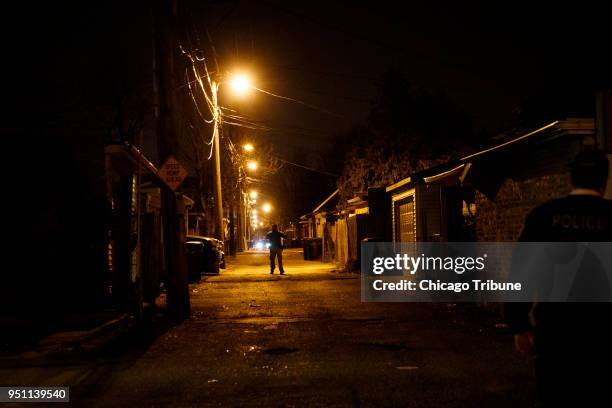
[266,224,287,274]
[507,149,612,407]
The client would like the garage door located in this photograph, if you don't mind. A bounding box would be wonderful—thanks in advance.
[395,196,416,242]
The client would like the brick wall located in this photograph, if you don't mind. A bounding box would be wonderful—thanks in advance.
[473,173,571,308]
[475,173,571,242]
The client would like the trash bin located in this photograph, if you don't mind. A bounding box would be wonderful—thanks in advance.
[310,238,323,260]
[302,238,311,260]
[185,241,204,282]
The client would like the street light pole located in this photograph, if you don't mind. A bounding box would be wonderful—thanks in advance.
[209,74,253,246]
[211,81,224,244]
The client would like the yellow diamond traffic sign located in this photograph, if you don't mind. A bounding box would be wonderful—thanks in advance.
[158,156,188,191]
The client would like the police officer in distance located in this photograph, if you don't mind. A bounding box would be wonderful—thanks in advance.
[266,224,287,274]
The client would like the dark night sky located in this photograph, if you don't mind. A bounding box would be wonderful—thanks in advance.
[202,1,610,139]
[10,2,610,132]
[5,1,611,216]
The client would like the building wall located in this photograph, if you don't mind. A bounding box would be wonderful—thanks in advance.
[322,220,335,262]
[367,187,392,240]
[335,217,349,270]
[4,129,110,316]
[605,154,612,200]
[347,213,369,269]
[417,184,443,241]
[315,214,325,238]
[473,131,590,242]
[474,173,571,242]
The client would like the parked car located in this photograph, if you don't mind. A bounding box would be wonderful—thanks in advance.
[253,238,270,250]
[185,235,225,281]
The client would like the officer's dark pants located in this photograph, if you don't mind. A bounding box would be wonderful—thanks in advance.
[534,327,610,407]
[270,248,284,272]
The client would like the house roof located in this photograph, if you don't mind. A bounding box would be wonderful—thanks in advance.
[422,163,467,184]
[105,142,165,187]
[386,118,595,192]
[385,177,412,192]
[312,189,339,214]
[461,121,559,161]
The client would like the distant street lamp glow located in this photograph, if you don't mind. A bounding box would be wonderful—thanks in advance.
[249,190,258,199]
[262,203,272,213]
[229,74,251,96]
[243,143,254,152]
[259,222,264,227]
[247,161,258,171]
[252,209,257,215]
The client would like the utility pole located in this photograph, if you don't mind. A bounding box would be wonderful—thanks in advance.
[211,82,225,244]
[152,0,190,321]
[238,183,246,251]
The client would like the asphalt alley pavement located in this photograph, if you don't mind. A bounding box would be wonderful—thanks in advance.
[3,249,536,407]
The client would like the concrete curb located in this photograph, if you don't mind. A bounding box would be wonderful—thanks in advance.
[1,314,133,365]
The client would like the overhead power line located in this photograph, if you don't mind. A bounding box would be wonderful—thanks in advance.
[252,86,346,119]
[274,156,339,177]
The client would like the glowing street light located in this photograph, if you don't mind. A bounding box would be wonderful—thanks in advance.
[262,203,272,213]
[209,71,254,244]
[247,160,258,171]
[243,143,254,152]
[229,73,252,96]
[203,70,256,250]
[252,209,257,215]
[259,221,264,227]
[249,190,258,199]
